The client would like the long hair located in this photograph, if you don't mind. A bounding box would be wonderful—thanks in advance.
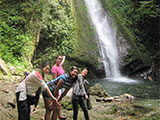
[54,55,62,64]
[40,62,50,78]
[41,62,50,69]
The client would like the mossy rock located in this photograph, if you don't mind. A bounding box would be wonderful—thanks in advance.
[89,83,110,97]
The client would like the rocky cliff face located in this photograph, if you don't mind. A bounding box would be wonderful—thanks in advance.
[152,52,160,81]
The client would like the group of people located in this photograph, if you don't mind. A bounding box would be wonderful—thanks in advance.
[16,55,90,120]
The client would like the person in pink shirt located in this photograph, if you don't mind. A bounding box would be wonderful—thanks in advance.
[51,56,65,78]
[51,55,67,119]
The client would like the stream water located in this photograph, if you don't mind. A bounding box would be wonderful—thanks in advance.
[91,78,160,107]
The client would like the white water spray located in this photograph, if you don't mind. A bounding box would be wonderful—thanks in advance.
[84,0,120,77]
[84,0,137,83]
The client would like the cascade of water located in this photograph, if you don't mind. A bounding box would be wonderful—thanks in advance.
[84,0,120,78]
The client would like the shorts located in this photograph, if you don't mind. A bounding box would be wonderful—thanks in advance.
[42,90,54,100]
[59,88,65,95]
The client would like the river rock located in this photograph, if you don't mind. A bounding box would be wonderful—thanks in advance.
[8,65,16,75]
[89,83,110,97]
[104,97,114,102]
[0,58,9,75]
[0,75,22,82]
[96,94,135,103]
[11,75,22,82]
[119,93,135,102]
[0,75,10,81]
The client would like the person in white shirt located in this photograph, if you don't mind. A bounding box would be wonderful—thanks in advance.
[16,62,60,120]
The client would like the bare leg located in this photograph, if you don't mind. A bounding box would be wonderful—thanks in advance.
[44,99,53,120]
[58,106,62,118]
[57,102,67,119]
[45,109,52,120]
[51,110,58,120]
[51,108,67,120]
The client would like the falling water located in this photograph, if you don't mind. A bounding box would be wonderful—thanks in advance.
[84,0,120,78]
[83,1,160,105]
[84,0,138,83]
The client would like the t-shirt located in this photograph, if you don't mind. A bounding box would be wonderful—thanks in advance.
[47,73,75,92]
[16,71,47,101]
[51,64,65,77]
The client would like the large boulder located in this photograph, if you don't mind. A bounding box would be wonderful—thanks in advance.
[89,83,110,97]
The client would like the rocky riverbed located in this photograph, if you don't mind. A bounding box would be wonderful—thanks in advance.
[0,79,160,120]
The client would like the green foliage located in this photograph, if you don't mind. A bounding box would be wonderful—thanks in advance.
[0,0,100,75]
[33,0,77,63]
[137,1,159,18]
[0,1,28,64]
[0,20,29,63]
[0,0,54,65]
[103,0,159,63]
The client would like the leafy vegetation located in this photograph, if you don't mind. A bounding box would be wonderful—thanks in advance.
[0,0,101,76]
[102,0,159,63]
[0,0,77,68]
[33,0,77,64]
[33,0,101,74]
[0,0,45,67]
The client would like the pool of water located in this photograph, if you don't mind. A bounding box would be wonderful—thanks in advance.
[91,77,160,100]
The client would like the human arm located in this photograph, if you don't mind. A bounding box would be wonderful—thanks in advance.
[34,71,60,106]
[60,56,66,65]
[45,87,60,106]
[54,79,64,98]
[84,79,89,99]
[58,86,71,102]
[85,94,88,100]
[45,87,57,102]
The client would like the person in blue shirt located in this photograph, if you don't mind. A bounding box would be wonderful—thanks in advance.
[42,66,79,120]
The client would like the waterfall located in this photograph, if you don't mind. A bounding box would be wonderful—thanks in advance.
[84,0,138,83]
[84,0,120,78]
